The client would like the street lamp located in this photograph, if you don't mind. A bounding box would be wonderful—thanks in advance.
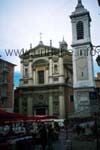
[96,55,100,66]
[98,0,100,6]
[93,45,100,66]
[93,112,99,150]
[92,45,100,150]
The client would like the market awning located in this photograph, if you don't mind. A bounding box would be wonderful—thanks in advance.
[27,115,58,121]
[0,108,26,123]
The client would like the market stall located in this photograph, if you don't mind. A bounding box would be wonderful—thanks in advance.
[0,109,34,150]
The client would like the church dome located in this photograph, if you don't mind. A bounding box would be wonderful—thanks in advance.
[59,38,68,50]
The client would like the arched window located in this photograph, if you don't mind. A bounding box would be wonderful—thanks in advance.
[54,64,58,73]
[77,21,84,40]
[38,70,44,84]
[80,50,82,56]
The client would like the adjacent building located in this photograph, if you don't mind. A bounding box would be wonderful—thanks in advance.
[15,39,73,118]
[0,58,15,112]
[95,73,100,111]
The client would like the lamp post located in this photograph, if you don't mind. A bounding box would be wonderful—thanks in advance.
[92,45,100,66]
[98,0,100,6]
[93,112,99,150]
[96,55,100,66]
[91,45,100,56]
[92,45,100,150]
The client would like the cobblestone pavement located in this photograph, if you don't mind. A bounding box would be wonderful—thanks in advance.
[54,128,67,150]
[35,128,67,150]
[71,131,98,150]
[55,128,98,150]
[35,128,99,150]
[72,139,97,150]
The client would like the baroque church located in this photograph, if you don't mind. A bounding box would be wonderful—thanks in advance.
[15,0,97,119]
[15,39,73,118]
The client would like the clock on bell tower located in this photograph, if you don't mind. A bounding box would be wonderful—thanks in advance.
[70,0,97,117]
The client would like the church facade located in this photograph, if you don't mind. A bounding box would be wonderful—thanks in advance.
[15,40,73,118]
[15,0,98,119]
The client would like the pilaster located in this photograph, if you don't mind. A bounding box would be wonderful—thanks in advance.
[27,96,32,115]
[59,94,65,118]
[49,58,53,83]
[59,57,64,83]
[20,60,24,78]
[19,97,23,114]
[49,94,53,115]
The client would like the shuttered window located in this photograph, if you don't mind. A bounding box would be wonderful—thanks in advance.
[77,21,84,40]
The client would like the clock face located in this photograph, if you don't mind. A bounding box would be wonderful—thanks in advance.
[77,57,87,69]
[76,57,88,81]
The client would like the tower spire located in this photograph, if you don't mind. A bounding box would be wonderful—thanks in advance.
[76,0,84,9]
[39,32,43,45]
[78,0,82,4]
[40,32,42,41]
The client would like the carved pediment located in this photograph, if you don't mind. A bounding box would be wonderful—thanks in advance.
[31,45,49,56]
[32,59,48,66]
[52,55,59,62]
[23,60,29,66]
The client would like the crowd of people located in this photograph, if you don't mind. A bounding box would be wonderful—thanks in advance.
[1,118,99,150]
[0,121,60,150]
[34,122,60,150]
[71,121,99,139]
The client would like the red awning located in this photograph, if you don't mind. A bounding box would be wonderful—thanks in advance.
[0,109,58,123]
[0,108,26,123]
[27,115,58,121]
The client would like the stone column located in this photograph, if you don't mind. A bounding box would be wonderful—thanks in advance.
[28,60,33,85]
[49,58,53,83]
[49,94,53,115]
[29,62,32,78]
[59,92,65,118]
[59,57,64,83]
[27,96,32,116]
[45,109,48,115]
[33,68,36,85]
[20,60,24,78]
[19,97,23,114]
[45,67,48,84]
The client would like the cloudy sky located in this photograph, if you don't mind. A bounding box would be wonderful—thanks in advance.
[0,0,100,87]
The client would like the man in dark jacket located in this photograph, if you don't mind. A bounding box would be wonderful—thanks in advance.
[39,125,48,150]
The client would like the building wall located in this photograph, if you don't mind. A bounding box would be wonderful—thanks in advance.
[0,59,15,112]
[95,72,100,110]
[70,0,96,117]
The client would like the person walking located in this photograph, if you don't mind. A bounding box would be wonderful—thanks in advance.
[39,124,48,150]
[47,124,54,150]
[75,124,81,136]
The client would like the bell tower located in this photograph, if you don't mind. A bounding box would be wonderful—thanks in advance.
[70,0,97,117]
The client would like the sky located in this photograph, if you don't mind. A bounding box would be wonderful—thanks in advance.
[0,0,100,88]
